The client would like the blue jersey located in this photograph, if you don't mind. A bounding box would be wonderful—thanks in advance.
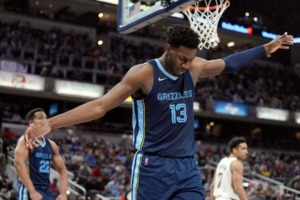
[132,59,196,157]
[28,137,53,187]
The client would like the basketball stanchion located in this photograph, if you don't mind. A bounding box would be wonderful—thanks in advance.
[182,0,230,50]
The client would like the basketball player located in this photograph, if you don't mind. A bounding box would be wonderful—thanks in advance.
[24,25,293,200]
[14,108,68,200]
[211,137,248,200]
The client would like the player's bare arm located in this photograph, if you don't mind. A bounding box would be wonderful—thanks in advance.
[192,57,225,79]
[25,63,153,148]
[14,136,43,200]
[50,140,68,200]
[48,62,150,129]
[231,160,248,200]
[210,172,216,200]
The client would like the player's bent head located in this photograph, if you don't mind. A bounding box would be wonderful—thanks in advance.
[163,24,200,49]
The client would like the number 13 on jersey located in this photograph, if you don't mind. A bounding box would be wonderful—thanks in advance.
[169,103,187,124]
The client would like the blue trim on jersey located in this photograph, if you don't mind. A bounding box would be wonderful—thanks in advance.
[132,102,137,145]
[35,137,46,147]
[131,152,143,200]
[133,100,146,151]
[154,59,178,81]
[18,184,28,200]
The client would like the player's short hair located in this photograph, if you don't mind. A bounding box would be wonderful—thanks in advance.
[163,24,200,49]
[26,108,45,123]
[228,136,247,152]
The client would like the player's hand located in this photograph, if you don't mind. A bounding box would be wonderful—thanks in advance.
[30,191,43,200]
[264,32,294,54]
[56,193,68,200]
[24,119,51,149]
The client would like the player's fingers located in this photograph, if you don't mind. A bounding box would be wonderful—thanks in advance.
[24,132,29,143]
[24,130,32,149]
[25,127,37,149]
[28,136,37,147]
[280,45,290,50]
[286,35,294,40]
[29,138,34,148]
[30,124,39,138]
[34,142,39,147]
[25,140,33,149]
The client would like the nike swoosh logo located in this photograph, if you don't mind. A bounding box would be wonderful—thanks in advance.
[158,77,167,81]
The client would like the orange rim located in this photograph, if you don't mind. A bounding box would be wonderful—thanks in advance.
[186,0,229,11]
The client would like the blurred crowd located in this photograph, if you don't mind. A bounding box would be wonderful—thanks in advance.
[1,12,300,200]
[0,129,299,199]
[2,19,300,111]
[196,64,300,111]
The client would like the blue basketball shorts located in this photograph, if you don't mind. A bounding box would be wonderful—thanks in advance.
[17,184,55,200]
[131,151,205,200]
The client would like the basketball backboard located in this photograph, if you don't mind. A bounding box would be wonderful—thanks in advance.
[117,0,193,34]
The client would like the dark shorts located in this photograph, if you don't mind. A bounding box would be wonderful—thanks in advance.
[17,184,55,200]
[131,151,205,200]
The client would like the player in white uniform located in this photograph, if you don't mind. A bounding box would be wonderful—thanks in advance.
[211,137,248,200]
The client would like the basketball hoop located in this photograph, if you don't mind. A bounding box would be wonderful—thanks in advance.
[182,0,230,50]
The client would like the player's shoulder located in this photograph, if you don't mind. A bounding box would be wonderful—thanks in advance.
[192,56,207,67]
[48,139,61,153]
[16,135,25,143]
[48,139,58,147]
[126,62,154,80]
[230,159,243,169]
[15,135,28,152]
[189,56,209,77]
[131,62,153,72]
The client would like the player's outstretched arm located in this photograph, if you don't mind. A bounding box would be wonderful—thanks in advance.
[50,140,68,200]
[14,136,43,200]
[198,32,294,78]
[25,63,151,149]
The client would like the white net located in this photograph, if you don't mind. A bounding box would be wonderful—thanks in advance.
[182,0,230,50]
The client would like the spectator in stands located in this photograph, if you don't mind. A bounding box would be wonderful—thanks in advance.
[106,175,120,197]
[85,148,97,167]
[84,175,98,192]
[2,128,16,141]
[95,176,106,191]
[91,165,102,177]
[264,184,276,200]
[248,183,266,200]
[2,127,16,157]
[77,162,91,185]
[72,149,85,164]
[49,178,60,197]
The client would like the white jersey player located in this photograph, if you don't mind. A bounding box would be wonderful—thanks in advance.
[211,137,249,200]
